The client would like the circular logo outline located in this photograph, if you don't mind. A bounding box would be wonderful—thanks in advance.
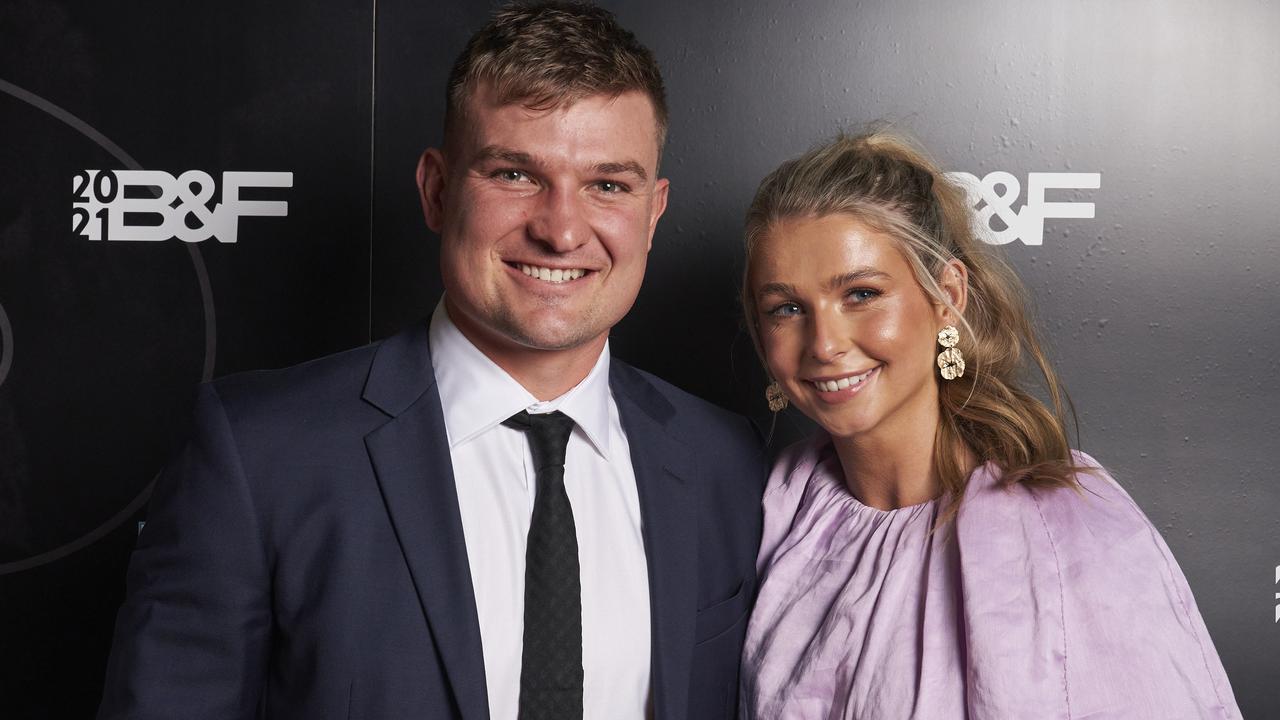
[0,77,217,575]
[0,300,12,389]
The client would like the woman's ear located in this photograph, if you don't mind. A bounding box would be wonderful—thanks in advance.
[936,259,969,323]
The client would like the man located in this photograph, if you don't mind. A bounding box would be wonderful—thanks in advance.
[97,3,765,719]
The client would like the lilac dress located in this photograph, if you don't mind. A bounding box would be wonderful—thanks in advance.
[740,435,1240,719]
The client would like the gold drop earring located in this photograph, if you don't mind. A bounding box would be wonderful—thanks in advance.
[936,325,965,380]
[765,381,789,412]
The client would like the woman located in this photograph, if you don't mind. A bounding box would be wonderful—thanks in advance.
[738,132,1240,719]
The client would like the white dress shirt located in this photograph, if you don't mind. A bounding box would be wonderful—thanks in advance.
[428,300,652,720]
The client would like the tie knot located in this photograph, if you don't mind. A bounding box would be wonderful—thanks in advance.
[503,410,576,470]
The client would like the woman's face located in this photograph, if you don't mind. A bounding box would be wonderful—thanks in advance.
[750,213,957,441]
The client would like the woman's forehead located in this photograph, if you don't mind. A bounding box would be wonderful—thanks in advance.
[752,215,910,281]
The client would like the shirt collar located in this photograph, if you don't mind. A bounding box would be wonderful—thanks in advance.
[428,299,614,460]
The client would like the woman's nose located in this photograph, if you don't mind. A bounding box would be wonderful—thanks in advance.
[807,307,849,364]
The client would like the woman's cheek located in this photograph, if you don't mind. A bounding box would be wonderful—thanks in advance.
[761,325,798,380]
[861,304,908,355]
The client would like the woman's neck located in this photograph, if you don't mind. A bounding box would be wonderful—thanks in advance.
[833,423,940,511]
[832,403,982,511]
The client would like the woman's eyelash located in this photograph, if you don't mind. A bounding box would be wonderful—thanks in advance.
[762,288,879,317]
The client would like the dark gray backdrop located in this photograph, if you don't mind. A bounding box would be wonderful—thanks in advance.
[2,0,1276,716]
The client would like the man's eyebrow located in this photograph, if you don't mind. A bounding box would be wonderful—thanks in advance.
[594,161,648,182]
[471,147,649,182]
[472,146,536,166]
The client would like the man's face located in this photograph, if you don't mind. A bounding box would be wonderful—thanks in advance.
[419,85,668,364]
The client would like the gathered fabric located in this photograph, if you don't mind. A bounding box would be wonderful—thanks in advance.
[741,435,1239,720]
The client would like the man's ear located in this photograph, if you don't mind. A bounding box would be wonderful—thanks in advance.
[416,148,448,233]
[645,177,670,252]
[936,259,969,323]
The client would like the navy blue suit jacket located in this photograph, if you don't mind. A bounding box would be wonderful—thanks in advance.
[98,322,766,720]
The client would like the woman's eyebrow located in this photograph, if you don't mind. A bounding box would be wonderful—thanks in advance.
[756,281,797,298]
[824,269,889,291]
[757,269,890,300]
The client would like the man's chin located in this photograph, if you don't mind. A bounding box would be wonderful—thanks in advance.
[503,324,607,353]
[447,295,612,356]
[490,310,612,353]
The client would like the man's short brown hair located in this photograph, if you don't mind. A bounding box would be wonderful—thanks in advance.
[444,1,668,152]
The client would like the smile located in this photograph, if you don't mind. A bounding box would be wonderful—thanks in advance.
[807,366,879,393]
[517,263,588,284]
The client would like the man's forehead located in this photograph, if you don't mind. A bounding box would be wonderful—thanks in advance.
[469,90,658,129]
[467,79,655,115]
[456,84,663,164]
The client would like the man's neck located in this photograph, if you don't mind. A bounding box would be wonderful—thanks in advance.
[443,301,607,401]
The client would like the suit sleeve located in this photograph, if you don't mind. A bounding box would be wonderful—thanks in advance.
[97,383,271,720]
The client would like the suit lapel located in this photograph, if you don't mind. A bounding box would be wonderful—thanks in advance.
[611,362,698,720]
[360,329,699,720]
[363,325,489,720]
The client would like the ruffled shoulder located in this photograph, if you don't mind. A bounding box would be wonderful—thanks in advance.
[955,451,1239,719]
[756,433,833,575]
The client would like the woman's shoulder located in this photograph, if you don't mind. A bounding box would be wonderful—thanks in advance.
[956,451,1240,718]
[961,450,1148,546]
[755,433,838,573]
[760,433,835,520]
[958,450,1193,594]
[764,433,832,493]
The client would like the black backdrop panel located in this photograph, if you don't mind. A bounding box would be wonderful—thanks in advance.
[0,0,372,715]
[370,0,493,340]
[1,0,1277,717]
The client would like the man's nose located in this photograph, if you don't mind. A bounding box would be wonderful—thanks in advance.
[808,307,850,364]
[527,186,590,253]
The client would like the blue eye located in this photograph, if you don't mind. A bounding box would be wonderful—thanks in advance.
[767,302,802,317]
[847,288,880,303]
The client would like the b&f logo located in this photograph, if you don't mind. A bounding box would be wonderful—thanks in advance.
[946,171,1100,246]
[72,170,292,243]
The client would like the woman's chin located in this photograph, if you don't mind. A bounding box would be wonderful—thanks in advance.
[804,408,875,441]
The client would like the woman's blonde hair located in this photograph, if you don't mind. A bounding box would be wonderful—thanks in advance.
[743,130,1081,517]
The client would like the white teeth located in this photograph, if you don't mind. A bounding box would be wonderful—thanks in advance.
[812,368,875,392]
[519,264,586,283]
